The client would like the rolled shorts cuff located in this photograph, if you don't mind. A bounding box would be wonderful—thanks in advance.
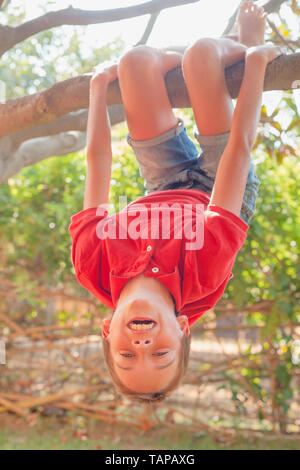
[127,119,185,147]
[193,124,231,146]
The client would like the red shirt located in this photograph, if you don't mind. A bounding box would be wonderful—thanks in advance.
[69,189,248,327]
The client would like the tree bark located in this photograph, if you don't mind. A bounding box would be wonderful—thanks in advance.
[0,105,125,183]
[0,53,299,139]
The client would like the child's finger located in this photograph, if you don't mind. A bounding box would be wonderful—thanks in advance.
[108,63,119,80]
[274,46,284,59]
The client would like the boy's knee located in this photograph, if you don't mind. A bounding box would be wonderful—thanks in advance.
[118,45,160,77]
[183,38,222,70]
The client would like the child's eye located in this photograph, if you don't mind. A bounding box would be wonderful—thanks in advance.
[154,351,168,357]
[120,353,134,358]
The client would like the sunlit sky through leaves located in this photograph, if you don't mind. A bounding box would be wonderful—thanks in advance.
[7,0,299,49]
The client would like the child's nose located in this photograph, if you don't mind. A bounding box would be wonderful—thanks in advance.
[132,338,153,347]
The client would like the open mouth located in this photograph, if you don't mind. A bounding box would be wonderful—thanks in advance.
[127,319,156,332]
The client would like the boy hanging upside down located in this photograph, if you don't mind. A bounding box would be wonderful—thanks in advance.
[69,1,283,401]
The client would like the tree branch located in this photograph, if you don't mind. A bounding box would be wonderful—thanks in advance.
[135,11,161,46]
[267,18,296,52]
[0,0,10,11]
[11,104,125,148]
[0,0,199,57]
[0,105,126,183]
[263,0,288,13]
[0,53,299,139]
[5,131,87,181]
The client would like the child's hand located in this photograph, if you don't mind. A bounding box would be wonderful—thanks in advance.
[246,44,284,65]
[90,62,118,88]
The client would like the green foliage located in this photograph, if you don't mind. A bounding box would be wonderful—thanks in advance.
[228,155,299,321]
[0,30,125,99]
[1,152,85,285]
[0,127,144,288]
[218,155,300,425]
[0,2,126,291]
[0,2,125,98]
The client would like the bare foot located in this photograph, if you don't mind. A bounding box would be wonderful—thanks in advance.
[238,0,267,47]
[247,44,283,64]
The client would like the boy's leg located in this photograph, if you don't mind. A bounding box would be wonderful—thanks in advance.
[118,45,182,141]
[181,1,267,223]
[118,45,202,192]
[182,37,247,137]
[182,0,267,137]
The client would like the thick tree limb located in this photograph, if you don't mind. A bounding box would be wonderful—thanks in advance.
[0,53,299,139]
[0,0,199,57]
[10,105,125,149]
[2,132,87,182]
[223,53,300,98]
[0,105,125,183]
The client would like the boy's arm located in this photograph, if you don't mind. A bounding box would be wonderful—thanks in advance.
[83,64,118,210]
[209,46,282,218]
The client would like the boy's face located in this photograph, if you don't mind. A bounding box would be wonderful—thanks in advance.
[102,296,190,393]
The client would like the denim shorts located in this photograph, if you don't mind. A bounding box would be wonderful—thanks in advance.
[127,119,260,224]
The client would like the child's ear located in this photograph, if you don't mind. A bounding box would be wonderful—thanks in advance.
[102,318,111,339]
[177,315,190,337]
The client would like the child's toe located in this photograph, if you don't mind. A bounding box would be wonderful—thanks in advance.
[260,7,267,18]
[257,6,264,16]
[240,0,250,13]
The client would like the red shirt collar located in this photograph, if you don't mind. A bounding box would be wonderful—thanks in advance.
[109,266,182,312]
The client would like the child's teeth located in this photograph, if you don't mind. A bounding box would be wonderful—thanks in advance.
[130,322,154,330]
